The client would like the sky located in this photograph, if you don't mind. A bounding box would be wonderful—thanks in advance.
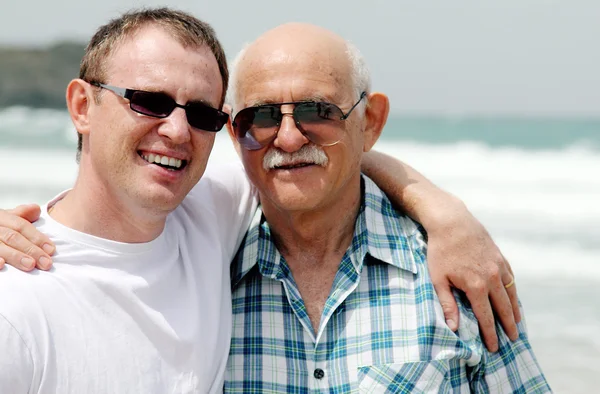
[1,0,599,116]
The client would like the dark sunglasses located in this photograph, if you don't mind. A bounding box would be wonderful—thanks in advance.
[232,92,367,150]
[90,82,229,132]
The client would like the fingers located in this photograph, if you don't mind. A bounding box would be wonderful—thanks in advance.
[466,283,499,352]
[500,253,521,324]
[506,281,521,326]
[8,204,42,223]
[0,241,37,271]
[434,282,460,331]
[0,207,54,270]
[489,275,519,342]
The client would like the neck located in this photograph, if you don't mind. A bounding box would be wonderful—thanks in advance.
[50,173,169,244]
[261,176,362,261]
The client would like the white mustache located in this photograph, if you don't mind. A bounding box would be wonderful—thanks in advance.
[263,145,329,170]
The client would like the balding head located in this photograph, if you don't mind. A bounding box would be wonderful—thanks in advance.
[228,23,370,110]
[223,22,389,217]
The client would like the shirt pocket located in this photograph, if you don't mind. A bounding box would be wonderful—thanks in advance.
[357,359,451,394]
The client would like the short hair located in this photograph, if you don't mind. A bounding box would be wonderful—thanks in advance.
[227,40,371,111]
[344,41,371,107]
[76,7,228,162]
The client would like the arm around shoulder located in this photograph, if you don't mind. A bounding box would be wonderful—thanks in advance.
[362,150,521,352]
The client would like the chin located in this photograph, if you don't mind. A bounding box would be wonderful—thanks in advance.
[135,185,187,212]
[268,191,326,213]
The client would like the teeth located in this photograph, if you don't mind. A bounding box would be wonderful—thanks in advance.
[141,153,183,169]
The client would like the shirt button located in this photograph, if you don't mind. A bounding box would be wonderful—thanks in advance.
[314,368,325,380]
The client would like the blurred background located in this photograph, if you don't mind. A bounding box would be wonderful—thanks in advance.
[1,1,599,391]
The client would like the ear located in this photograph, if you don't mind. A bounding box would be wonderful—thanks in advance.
[66,79,95,137]
[223,104,242,157]
[362,92,389,152]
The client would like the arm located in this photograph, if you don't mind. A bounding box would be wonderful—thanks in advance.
[361,150,520,352]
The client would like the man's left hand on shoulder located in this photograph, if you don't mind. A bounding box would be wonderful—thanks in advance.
[425,199,520,353]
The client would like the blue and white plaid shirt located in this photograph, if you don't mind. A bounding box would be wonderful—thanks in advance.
[226,175,551,393]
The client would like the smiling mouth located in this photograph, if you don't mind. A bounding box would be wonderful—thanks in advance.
[139,152,188,171]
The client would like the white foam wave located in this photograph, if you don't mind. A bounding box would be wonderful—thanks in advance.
[497,236,600,280]
[0,106,73,136]
[0,148,78,186]
[372,140,600,223]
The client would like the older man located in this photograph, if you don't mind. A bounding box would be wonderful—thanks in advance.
[223,23,550,392]
[0,7,522,394]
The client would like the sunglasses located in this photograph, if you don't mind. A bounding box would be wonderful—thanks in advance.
[90,82,229,132]
[232,92,367,150]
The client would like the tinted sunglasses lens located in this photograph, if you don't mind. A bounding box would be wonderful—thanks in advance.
[234,107,281,150]
[294,102,343,145]
[295,102,343,123]
[130,91,174,117]
[185,104,228,131]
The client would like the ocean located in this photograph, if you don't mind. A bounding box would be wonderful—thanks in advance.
[2,106,599,391]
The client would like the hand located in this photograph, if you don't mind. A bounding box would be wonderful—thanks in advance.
[425,201,520,353]
[0,204,54,271]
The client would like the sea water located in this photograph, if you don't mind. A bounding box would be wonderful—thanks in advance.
[1,106,599,391]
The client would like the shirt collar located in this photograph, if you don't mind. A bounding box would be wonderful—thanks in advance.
[231,175,420,288]
[360,175,420,274]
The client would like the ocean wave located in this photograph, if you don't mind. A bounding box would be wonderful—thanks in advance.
[0,106,76,146]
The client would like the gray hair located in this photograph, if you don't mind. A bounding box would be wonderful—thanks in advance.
[345,41,371,106]
[225,43,249,109]
[227,40,371,112]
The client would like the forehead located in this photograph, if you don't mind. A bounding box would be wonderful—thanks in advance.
[237,47,353,106]
[105,26,223,105]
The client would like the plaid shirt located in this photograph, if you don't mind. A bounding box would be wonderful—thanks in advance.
[226,176,551,393]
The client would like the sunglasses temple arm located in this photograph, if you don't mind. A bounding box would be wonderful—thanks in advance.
[341,91,367,120]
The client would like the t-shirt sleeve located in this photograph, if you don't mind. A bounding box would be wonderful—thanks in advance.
[190,160,258,260]
[0,313,34,392]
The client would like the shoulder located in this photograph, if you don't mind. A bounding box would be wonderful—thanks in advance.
[453,292,551,390]
[186,161,253,205]
[0,266,60,319]
[177,161,256,220]
[362,174,425,239]
[360,175,428,275]
[176,162,259,258]
[0,266,44,298]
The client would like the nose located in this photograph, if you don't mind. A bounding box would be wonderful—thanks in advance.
[273,112,309,152]
[157,107,191,144]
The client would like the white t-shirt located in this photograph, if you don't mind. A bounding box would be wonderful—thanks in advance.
[0,162,257,394]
